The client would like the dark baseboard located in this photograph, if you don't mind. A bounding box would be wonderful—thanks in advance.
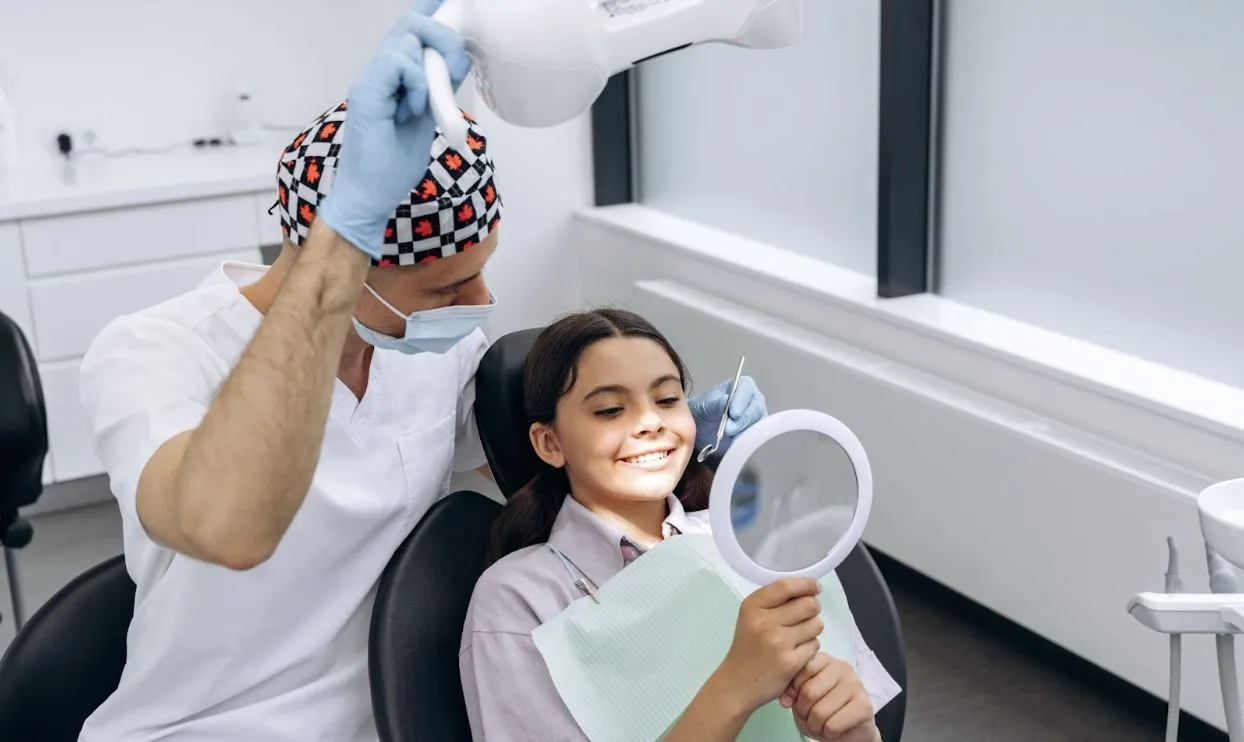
[869,548,1228,741]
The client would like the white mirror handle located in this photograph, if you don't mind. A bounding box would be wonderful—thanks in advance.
[425,0,470,153]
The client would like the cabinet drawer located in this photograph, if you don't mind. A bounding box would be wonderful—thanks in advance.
[41,361,103,482]
[253,192,284,247]
[29,249,261,361]
[0,222,33,340]
[21,194,261,277]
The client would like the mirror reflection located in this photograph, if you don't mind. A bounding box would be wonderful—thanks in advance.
[724,429,859,572]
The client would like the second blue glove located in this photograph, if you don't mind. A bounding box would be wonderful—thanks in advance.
[688,375,767,454]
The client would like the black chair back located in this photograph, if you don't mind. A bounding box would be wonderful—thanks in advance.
[0,311,48,546]
[835,543,908,740]
[474,328,908,741]
[474,327,541,498]
[0,555,135,742]
[370,490,502,742]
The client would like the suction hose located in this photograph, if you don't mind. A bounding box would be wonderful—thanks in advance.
[1165,537,1184,742]
[1217,634,1243,742]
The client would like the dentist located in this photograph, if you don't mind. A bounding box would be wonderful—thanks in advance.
[74,2,765,740]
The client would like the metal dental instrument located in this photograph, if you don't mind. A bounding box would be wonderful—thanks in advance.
[697,356,746,463]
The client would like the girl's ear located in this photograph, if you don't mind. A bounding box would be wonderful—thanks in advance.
[529,422,566,469]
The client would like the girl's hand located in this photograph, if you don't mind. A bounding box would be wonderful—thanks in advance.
[783,652,880,741]
[713,578,824,714]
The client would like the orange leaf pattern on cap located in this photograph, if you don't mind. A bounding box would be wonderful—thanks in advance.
[274,102,502,267]
[419,178,439,200]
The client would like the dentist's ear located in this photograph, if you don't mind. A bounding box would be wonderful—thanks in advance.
[529,423,566,469]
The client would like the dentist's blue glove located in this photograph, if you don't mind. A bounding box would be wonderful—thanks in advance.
[689,375,767,454]
[316,0,472,258]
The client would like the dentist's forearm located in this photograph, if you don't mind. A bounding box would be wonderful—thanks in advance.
[143,219,370,568]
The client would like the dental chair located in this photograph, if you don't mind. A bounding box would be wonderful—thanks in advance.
[370,490,502,742]
[0,311,134,740]
[0,310,48,631]
[0,554,134,741]
[473,328,909,742]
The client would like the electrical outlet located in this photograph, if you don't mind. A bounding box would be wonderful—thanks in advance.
[52,128,98,157]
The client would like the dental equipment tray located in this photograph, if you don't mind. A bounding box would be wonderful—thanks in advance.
[1128,592,1244,634]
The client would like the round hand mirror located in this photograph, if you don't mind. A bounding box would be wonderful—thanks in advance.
[708,409,872,585]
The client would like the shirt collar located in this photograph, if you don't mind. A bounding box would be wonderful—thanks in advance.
[547,494,694,589]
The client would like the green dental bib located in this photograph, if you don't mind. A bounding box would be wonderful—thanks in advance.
[532,533,858,742]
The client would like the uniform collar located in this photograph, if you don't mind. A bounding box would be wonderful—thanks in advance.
[547,494,696,589]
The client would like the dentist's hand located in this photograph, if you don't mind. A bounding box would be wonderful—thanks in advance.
[316,0,471,258]
[689,375,766,453]
[782,652,879,742]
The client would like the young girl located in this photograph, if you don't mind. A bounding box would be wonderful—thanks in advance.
[459,309,900,741]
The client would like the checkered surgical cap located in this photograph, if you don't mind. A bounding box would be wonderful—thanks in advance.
[274,101,503,267]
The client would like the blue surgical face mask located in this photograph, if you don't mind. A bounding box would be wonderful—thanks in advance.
[352,282,496,355]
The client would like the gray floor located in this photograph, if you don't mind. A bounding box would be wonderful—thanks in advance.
[0,482,1227,740]
[882,558,1226,742]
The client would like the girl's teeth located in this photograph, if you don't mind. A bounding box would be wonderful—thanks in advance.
[628,451,667,464]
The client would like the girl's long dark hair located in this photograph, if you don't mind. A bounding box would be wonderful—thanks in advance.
[484,308,712,567]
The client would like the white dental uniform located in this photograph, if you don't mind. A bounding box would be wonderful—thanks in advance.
[76,261,489,742]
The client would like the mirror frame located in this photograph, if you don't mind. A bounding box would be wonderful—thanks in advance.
[708,409,873,585]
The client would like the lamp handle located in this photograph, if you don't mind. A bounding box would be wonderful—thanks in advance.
[425,0,470,153]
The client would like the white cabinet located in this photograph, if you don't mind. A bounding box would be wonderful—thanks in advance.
[29,249,260,361]
[253,192,285,246]
[4,187,269,489]
[39,362,101,482]
[0,223,32,340]
[20,195,261,276]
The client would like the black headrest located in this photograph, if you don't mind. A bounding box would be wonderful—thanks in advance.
[475,328,543,499]
[369,490,501,742]
[0,554,134,741]
[0,311,48,514]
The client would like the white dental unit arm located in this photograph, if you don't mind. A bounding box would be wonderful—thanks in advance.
[1127,479,1244,742]
[423,0,803,151]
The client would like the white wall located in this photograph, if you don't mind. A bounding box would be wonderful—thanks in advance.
[466,91,593,337]
[636,0,880,276]
[0,2,590,499]
[575,206,1244,731]
[0,0,409,166]
[938,0,1244,388]
[0,0,587,332]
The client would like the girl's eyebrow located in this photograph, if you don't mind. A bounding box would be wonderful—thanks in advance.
[581,374,680,401]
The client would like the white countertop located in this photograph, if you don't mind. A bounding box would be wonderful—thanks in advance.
[0,140,284,222]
